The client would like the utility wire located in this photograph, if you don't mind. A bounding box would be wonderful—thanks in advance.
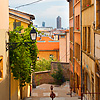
[15,0,43,9]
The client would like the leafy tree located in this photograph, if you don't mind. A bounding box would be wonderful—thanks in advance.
[35,58,52,72]
[51,62,65,85]
[9,25,38,99]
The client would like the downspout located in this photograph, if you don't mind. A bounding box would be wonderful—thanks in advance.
[94,0,96,96]
[66,32,67,62]
[73,0,75,92]
[80,0,83,93]
[94,0,96,58]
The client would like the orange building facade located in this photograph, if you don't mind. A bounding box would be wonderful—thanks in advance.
[67,0,81,96]
[36,37,59,61]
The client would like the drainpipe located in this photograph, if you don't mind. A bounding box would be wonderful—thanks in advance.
[94,0,96,58]
[66,32,67,62]
[80,0,83,94]
[73,0,75,92]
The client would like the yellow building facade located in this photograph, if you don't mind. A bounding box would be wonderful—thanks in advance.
[82,0,98,100]
[9,8,35,100]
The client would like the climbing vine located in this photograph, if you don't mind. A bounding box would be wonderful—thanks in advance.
[9,25,38,87]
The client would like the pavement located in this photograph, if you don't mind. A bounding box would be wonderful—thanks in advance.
[24,81,81,100]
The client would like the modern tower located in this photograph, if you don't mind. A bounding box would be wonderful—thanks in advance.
[57,16,61,29]
[42,22,45,27]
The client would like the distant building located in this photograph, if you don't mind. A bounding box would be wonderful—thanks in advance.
[36,37,59,60]
[59,30,69,63]
[42,22,45,27]
[37,27,53,36]
[57,16,61,29]
[34,25,38,28]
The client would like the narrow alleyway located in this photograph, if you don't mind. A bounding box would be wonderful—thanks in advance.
[25,81,81,100]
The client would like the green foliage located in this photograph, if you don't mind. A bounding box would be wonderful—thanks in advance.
[51,62,65,85]
[35,58,52,72]
[9,25,38,87]
[36,75,42,86]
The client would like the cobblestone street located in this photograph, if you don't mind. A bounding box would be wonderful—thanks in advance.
[25,81,81,100]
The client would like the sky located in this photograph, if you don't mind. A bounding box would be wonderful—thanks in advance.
[9,0,69,29]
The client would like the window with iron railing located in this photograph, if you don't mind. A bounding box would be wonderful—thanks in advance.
[83,27,87,51]
[87,27,91,53]
[70,48,73,64]
[70,27,73,42]
[96,0,100,29]
[82,0,91,9]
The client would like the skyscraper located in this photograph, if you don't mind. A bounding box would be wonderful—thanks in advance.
[42,22,45,27]
[57,16,61,29]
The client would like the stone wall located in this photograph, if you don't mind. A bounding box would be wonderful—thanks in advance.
[34,62,70,86]
[34,70,54,86]
[51,62,70,80]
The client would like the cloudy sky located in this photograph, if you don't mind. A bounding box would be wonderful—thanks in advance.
[9,0,69,28]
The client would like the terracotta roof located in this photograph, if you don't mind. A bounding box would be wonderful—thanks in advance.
[36,37,59,51]
[9,8,35,20]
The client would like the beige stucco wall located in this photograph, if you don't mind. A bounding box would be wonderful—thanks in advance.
[0,0,9,100]
[67,33,70,63]
[0,0,9,30]
[59,33,69,63]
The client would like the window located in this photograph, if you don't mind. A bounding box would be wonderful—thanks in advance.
[96,0,100,29]
[0,56,3,79]
[82,0,91,8]
[70,48,73,64]
[83,27,87,51]
[70,27,73,42]
[75,15,80,31]
[49,54,53,60]
[87,27,91,53]
[86,74,91,92]
[75,43,80,61]
[13,20,21,33]
[61,36,65,38]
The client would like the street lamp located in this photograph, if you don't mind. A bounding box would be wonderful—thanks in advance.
[6,27,37,51]
[30,27,37,41]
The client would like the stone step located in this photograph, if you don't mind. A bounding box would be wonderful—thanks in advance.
[24,97,79,100]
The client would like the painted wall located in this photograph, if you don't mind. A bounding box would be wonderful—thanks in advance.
[37,51,59,61]
[0,0,9,100]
